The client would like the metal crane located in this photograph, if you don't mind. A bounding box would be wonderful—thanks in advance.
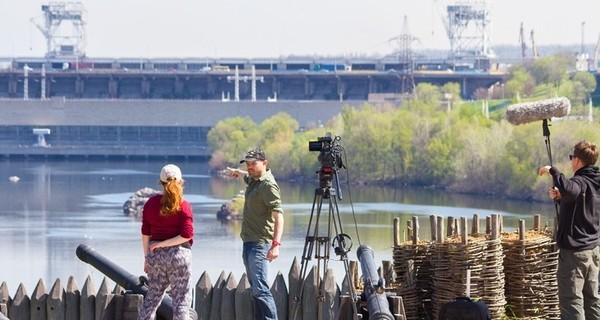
[433,0,494,59]
[593,33,600,71]
[519,22,527,59]
[30,2,87,57]
[530,29,539,59]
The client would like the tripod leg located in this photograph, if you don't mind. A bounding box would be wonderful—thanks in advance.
[292,189,326,320]
[330,194,359,319]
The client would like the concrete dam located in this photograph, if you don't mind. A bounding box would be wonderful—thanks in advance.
[0,98,363,159]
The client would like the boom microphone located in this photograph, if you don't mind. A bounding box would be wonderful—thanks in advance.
[506,97,571,125]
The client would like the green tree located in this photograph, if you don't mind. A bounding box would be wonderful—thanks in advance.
[258,113,300,177]
[441,82,462,108]
[452,119,511,194]
[529,53,572,88]
[207,116,260,169]
[389,109,417,181]
[505,66,535,99]
[421,133,454,186]
[411,83,441,114]
[570,71,597,105]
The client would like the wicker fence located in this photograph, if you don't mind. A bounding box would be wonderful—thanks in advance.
[392,213,559,320]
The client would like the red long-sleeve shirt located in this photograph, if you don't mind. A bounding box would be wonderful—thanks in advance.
[141,194,194,245]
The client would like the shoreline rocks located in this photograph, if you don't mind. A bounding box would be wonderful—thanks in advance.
[123,187,159,217]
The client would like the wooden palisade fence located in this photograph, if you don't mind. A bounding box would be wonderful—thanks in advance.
[0,256,405,320]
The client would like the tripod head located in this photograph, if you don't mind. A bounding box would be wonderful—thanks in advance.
[308,133,345,197]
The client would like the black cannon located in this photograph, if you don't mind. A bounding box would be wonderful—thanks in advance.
[356,244,395,320]
[76,244,197,320]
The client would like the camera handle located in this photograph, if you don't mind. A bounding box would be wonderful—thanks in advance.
[334,168,343,201]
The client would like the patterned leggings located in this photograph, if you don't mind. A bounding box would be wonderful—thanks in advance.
[139,245,192,320]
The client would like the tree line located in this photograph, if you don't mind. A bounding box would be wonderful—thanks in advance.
[207,53,599,201]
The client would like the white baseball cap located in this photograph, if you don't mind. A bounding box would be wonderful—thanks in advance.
[160,164,182,182]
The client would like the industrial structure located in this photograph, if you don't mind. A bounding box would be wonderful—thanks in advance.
[433,0,494,66]
[30,2,87,57]
[389,15,419,95]
[1,0,596,159]
[0,55,504,101]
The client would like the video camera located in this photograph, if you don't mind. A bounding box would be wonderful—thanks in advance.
[308,133,344,191]
[308,133,344,169]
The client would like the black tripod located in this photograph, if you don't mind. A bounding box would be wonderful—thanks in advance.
[292,166,358,320]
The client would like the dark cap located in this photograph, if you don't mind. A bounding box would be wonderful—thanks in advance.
[240,148,267,163]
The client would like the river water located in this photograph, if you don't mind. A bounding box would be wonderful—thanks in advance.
[0,159,555,295]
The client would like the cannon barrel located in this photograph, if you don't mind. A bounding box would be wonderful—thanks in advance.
[76,244,197,320]
[356,244,394,320]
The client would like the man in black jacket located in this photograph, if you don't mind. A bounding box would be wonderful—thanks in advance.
[539,140,600,320]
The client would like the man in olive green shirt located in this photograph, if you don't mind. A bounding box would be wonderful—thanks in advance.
[226,148,284,320]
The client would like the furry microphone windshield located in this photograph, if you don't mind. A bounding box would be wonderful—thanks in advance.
[506,97,571,125]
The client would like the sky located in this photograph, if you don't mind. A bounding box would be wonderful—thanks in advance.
[1,0,599,59]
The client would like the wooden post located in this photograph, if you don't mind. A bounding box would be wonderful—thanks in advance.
[48,278,66,320]
[491,214,499,240]
[288,256,302,320]
[321,268,339,320]
[430,215,438,242]
[80,276,96,320]
[454,218,459,237]
[0,282,11,318]
[381,260,393,288]
[338,295,354,320]
[10,284,31,320]
[437,216,445,244]
[271,272,288,320]
[301,266,318,320]
[65,276,80,320]
[447,217,456,237]
[471,214,480,235]
[234,273,253,320]
[460,217,468,245]
[406,259,415,287]
[195,271,213,320]
[221,273,237,320]
[209,271,226,320]
[412,216,419,245]
[388,295,406,320]
[122,294,143,320]
[519,219,526,241]
[95,278,117,320]
[31,279,48,320]
[112,284,125,320]
[348,260,359,291]
[534,214,541,231]
[393,217,400,247]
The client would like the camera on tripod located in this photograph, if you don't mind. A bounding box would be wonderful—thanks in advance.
[308,133,343,170]
[293,133,358,320]
[308,133,344,196]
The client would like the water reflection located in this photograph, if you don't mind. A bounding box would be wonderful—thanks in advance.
[0,159,555,294]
